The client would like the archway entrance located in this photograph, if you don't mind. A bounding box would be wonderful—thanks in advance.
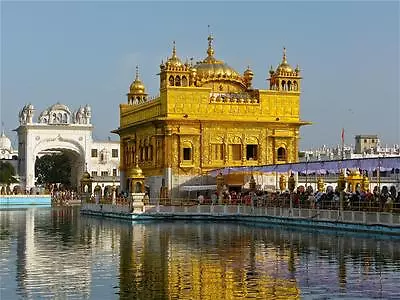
[34,149,83,191]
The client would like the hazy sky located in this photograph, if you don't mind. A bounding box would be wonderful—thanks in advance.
[1,1,399,149]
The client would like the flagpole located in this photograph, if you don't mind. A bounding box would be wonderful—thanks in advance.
[341,128,344,161]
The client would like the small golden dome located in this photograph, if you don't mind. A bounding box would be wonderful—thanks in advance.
[276,47,293,73]
[129,66,146,94]
[166,41,183,67]
[244,66,254,80]
[127,155,144,178]
[130,165,143,177]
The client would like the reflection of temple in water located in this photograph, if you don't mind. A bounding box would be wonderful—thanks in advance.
[117,222,300,299]
[3,209,399,299]
[113,221,400,299]
[0,208,93,298]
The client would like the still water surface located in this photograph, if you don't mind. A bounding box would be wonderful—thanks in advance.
[0,207,400,299]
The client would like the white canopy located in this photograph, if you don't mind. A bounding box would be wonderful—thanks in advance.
[181,185,217,192]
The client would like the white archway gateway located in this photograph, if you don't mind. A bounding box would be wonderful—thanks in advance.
[16,103,93,191]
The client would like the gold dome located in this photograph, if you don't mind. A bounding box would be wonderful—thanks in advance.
[194,34,241,80]
[128,163,144,179]
[128,155,144,178]
[276,47,293,73]
[129,66,146,94]
[166,41,183,67]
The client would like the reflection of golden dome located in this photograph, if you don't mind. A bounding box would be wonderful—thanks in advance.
[194,34,241,80]
[129,66,146,94]
[166,41,183,67]
[276,47,293,73]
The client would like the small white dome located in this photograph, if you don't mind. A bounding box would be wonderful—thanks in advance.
[0,131,12,151]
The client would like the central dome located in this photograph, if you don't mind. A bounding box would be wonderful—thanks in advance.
[194,61,240,79]
[193,34,241,81]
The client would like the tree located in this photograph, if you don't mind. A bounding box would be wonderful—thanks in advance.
[35,154,71,186]
[0,161,18,184]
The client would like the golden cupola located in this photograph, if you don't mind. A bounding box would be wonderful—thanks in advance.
[128,66,148,105]
[268,47,301,92]
[165,41,183,68]
[276,47,293,74]
[192,34,246,91]
[243,66,254,88]
[159,41,190,88]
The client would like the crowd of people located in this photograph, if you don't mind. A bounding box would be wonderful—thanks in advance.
[194,185,400,212]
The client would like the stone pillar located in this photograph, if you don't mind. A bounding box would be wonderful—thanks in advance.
[216,172,224,204]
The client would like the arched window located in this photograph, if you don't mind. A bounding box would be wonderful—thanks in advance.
[169,75,175,86]
[293,81,298,91]
[182,76,188,87]
[175,76,181,86]
[287,81,292,91]
[277,147,286,161]
[281,80,286,91]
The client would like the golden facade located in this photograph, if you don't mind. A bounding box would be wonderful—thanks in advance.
[115,35,310,196]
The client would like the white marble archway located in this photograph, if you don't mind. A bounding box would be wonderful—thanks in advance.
[16,103,93,191]
[32,136,86,189]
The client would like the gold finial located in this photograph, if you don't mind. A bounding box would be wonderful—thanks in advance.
[135,65,140,80]
[207,26,214,58]
[282,47,287,64]
[172,41,177,58]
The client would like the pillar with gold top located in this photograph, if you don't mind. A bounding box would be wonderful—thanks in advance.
[288,173,296,213]
[216,172,225,204]
[361,173,370,192]
[337,171,346,218]
[127,156,146,212]
[317,177,325,192]
[80,171,93,203]
[249,175,256,192]
[279,174,287,192]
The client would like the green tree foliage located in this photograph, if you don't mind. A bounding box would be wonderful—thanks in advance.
[0,161,18,184]
[35,154,71,186]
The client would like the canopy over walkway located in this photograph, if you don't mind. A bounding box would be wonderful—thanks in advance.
[209,157,400,176]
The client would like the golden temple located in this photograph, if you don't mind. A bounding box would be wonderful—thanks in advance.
[114,34,310,198]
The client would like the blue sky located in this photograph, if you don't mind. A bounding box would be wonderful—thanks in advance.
[1,1,399,149]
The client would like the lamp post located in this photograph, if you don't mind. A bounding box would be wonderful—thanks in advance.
[216,172,224,205]
[337,171,346,219]
[288,173,296,215]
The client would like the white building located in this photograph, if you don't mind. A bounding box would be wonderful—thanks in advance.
[13,103,120,194]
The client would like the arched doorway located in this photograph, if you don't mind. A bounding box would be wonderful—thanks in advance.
[25,138,87,191]
[34,148,83,191]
